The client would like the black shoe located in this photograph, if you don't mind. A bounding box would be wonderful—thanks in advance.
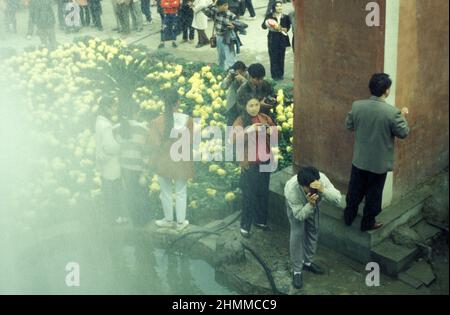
[158,43,165,49]
[293,273,303,289]
[172,42,178,48]
[303,263,325,275]
[344,210,355,226]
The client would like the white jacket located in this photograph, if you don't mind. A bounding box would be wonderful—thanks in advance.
[95,115,121,181]
[191,0,212,31]
[284,172,342,221]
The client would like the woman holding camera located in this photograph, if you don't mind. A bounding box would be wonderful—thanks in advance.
[231,98,277,238]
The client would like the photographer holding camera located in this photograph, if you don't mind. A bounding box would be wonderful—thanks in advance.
[221,61,249,126]
[284,166,342,289]
[237,63,275,117]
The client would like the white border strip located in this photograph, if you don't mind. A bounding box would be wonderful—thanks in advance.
[382,0,401,208]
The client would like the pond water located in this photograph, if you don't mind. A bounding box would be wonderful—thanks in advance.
[2,236,237,295]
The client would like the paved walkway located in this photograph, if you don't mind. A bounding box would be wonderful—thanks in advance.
[0,0,295,81]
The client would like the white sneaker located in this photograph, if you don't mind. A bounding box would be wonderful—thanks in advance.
[176,220,189,231]
[155,218,175,228]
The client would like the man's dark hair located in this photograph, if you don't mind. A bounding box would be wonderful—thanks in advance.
[297,167,320,187]
[231,61,247,72]
[248,63,266,79]
[216,0,229,6]
[369,73,392,97]
[272,0,283,11]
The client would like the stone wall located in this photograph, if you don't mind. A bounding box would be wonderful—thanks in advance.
[293,0,386,191]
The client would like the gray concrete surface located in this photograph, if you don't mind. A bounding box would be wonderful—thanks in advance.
[0,0,295,81]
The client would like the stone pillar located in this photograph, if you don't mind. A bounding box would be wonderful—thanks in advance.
[292,0,449,206]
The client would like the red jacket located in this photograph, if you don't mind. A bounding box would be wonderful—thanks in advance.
[160,0,181,14]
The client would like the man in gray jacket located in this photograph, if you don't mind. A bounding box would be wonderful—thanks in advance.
[344,73,410,231]
[285,166,341,289]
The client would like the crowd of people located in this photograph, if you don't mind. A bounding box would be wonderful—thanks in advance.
[3,0,412,292]
[95,64,410,289]
[1,0,295,80]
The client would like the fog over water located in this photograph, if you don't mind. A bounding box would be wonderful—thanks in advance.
[0,76,235,295]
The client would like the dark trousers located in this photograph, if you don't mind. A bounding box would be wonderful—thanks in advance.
[37,27,57,50]
[197,29,209,45]
[141,0,152,21]
[4,6,17,33]
[268,39,286,80]
[344,165,387,230]
[79,5,90,26]
[182,25,195,41]
[162,13,178,42]
[117,3,130,33]
[243,0,256,17]
[240,163,271,231]
[102,178,124,222]
[122,169,149,227]
[89,1,103,29]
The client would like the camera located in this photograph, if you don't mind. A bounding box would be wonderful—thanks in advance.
[264,96,278,107]
[228,69,237,79]
[309,188,319,195]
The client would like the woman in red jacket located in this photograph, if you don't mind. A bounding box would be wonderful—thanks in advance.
[232,97,277,238]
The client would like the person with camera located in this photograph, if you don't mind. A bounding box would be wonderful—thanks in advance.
[344,73,410,231]
[202,0,237,71]
[284,166,341,289]
[220,61,249,126]
[237,63,275,117]
[231,97,277,238]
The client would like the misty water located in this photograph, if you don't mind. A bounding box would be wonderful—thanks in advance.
[0,81,235,295]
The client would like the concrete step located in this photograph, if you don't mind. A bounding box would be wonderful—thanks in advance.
[371,239,420,277]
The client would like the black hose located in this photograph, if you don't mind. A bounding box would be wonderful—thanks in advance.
[166,212,281,294]
[168,230,221,249]
[168,212,241,248]
[241,242,281,295]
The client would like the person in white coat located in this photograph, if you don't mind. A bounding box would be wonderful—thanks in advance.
[95,96,125,224]
[191,0,211,47]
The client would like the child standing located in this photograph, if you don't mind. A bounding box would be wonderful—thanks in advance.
[158,0,181,48]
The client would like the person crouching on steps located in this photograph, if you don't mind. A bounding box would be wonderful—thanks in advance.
[284,166,341,289]
[231,97,277,238]
[147,88,194,232]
